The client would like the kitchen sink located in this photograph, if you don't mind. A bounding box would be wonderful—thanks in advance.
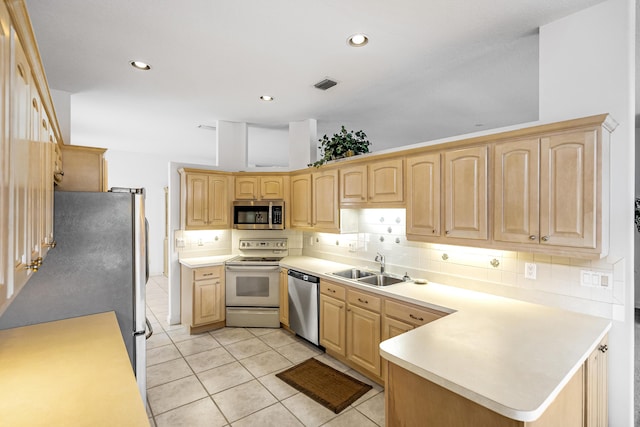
[357,274,404,287]
[330,268,375,280]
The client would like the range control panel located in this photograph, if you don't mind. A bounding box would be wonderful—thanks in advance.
[238,238,288,250]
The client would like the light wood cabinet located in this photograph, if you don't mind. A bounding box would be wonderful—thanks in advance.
[346,289,382,377]
[443,145,488,240]
[181,264,225,333]
[382,298,447,340]
[0,1,9,311]
[339,158,404,206]
[319,280,347,356]
[290,170,339,232]
[585,335,608,427]
[234,175,285,200]
[279,268,289,327]
[406,152,441,238]
[180,169,230,230]
[56,144,107,192]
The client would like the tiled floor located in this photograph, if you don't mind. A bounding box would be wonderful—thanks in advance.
[145,275,385,427]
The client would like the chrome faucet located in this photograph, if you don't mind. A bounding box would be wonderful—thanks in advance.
[375,252,385,274]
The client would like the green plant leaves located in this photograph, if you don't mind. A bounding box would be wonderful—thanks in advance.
[308,126,371,167]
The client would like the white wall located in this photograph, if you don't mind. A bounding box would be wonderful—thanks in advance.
[247,125,289,168]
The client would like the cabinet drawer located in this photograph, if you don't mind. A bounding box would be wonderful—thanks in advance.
[347,289,381,312]
[320,281,346,300]
[385,299,445,327]
[194,266,222,281]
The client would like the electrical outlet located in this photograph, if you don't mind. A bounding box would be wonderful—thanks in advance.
[176,238,185,248]
[524,262,537,280]
[348,243,356,253]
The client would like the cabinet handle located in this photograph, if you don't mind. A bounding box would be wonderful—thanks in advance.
[599,344,608,353]
[445,230,450,235]
[409,314,424,321]
[541,235,549,242]
[328,288,336,293]
[529,235,537,240]
[203,273,214,276]
[357,298,368,304]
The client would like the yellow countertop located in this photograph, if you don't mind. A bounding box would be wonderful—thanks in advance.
[0,312,149,427]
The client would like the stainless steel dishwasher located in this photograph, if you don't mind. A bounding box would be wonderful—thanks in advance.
[287,270,320,346]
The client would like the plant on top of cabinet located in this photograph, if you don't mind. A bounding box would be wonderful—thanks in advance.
[309,126,370,167]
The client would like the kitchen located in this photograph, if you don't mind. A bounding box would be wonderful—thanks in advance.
[0,0,636,426]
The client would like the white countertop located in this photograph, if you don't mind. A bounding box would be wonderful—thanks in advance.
[279,255,611,422]
[179,254,236,268]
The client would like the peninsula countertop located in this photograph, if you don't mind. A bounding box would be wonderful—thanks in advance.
[279,255,611,422]
[0,311,149,426]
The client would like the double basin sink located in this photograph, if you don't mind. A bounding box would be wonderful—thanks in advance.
[329,268,405,287]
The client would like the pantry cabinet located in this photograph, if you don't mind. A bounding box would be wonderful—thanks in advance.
[290,170,339,232]
[406,152,441,238]
[234,175,285,200]
[180,169,230,230]
[181,264,225,333]
[443,145,488,241]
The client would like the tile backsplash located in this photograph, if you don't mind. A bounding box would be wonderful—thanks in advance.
[301,209,623,320]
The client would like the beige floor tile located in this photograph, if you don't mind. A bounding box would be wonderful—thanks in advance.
[155,397,228,427]
[213,379,277,422]
[353,392,385,426]
[147,375,208,415]
[185,346,235,373]
[312,354,350,372]
[146,344,182,366]
[147,357,193,388]
[281,392,338,427]
[146,331,172,350]
[258,371,299,401]
[231,403,303,427]
[197,361,254,394]
[167,325,201,343]
[210,327,255,345]
[276,341,323,364]
[247,327,280,337]
[259,329,299,348]
[322,408,378,426]
[240,349,293,377]
[225,337,272,360]
[175,333,221,356]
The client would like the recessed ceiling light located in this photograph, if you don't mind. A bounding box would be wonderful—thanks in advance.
[129,60,151,71]
[347,33,369,47]
[260,95,274,101]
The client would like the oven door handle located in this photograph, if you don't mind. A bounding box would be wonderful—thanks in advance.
[226,265,281,272]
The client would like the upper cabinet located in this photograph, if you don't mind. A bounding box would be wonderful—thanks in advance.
[234,175,285,200]
[443,145,488,241]
[339,158,404,207]
[290,170,340,232]
[56,144,107,192]
[179,169,231,230]
[406,153,441,237]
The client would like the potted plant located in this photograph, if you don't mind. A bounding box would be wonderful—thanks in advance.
[309,126,371,167]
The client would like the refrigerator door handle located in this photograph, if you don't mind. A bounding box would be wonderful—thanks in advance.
[145,317,153,340]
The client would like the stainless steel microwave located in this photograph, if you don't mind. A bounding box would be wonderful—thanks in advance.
[232,200,284,230]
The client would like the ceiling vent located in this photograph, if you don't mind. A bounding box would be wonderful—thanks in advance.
[314,79,337,91]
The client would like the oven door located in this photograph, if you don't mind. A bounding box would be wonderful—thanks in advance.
[225,265,280,307]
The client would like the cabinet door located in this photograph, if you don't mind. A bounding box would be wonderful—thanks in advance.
[382,316,413,341]
[585,336,608,427]
[207,174,229,227]
[290,174,312,228]
[340,164,367,204]
[406,153,440,237]
[234,176,258,200]
[368,158,403,203]
[443,146,488,240]
[185,173,209,228]
[494,139,540,244]
[279,268,289,326]
[260,176,284,199]
[540,130,596,248]
[193,278,224,325]
[312,169,339,231]
[347,304,381,376]
[319,294,346,356]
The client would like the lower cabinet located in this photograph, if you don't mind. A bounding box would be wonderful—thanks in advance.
[346,289,382,377]
[319,280,347,356]
[181,264,225,334]
[585,335,608,427]
[279,268,289,327]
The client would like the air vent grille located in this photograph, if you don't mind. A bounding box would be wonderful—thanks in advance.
[314,79,337,91]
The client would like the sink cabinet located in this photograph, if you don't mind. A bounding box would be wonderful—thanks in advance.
[346,288,382,377]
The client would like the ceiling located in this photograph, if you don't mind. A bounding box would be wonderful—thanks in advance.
[24,0,631,166]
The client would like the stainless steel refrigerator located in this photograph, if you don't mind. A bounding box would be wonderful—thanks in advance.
[0,188,150,403]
